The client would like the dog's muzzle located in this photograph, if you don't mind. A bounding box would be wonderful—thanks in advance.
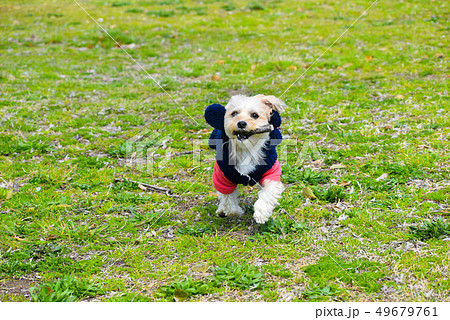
[233,124,274,141]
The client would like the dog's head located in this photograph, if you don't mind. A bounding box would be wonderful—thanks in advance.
[224,94,285,142]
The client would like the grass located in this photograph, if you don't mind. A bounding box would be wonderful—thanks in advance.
[156,277,210,301]
[0,0,449,302]
[410,218,450,241]
[212,262,266,290]
[304,255,387,294]
[313,185,348,202]
[30,274,103,302]
[283,166,330,184]
[257,217,309,236]
[302,285,341,301]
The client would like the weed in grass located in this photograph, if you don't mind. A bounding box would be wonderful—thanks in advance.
[147,10,175,18]
[382,163,423,181]
[212,262,265,290]
[423,122,442,130]
[111,1,130,7]
[17,137,53,154]
[72,182,96,190]
[301,285,341,301]
[128,211,170,228]
[113,192,152,204]
[125,8,144,13]
[262,264,293,278]
[1,249,38,277]
[28,173,57,186]
[0,294,28,302]
[409,218,450,241]
[359,178,399,192]
[176,224,213,237]
[248,1,265,11]
[107,293,153,302]
[304,256,386,293]
[222,3,236,11]
[107,143,128,158]
[0,188,13,200]
[312,186,347,202]
[2,221,35,240]
[0,135,16,155]
[156,277,210,301]
[111,180,140,192]
[74,156,108,169]
[258,217,308,236]
[283,166,330,185]
[423,188,450,204]
[30,274,103,302]
[0,136,52,156]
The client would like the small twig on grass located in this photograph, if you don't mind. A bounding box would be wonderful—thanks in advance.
[114,178,173,196]
[153,150,196,159]
[432,210,450,216]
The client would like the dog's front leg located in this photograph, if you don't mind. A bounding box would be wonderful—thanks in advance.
[253,180,284,224]
[216,188,244,218]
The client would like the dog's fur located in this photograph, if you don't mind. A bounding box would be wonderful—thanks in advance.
[216,94,285,224]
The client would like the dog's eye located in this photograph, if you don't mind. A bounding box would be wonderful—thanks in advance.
[231,111,238,117]
[250,112,259,119]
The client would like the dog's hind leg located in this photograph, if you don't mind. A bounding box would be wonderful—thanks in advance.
[216,188,244,218]
[253,180,284,224]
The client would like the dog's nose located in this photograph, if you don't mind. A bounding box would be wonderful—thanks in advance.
[237,121,247,129]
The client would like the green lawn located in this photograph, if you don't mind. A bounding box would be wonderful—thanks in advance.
[0,0,449,302]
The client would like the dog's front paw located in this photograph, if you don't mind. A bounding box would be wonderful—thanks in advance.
[216,204,226,217]
[225,205,244,218]
[216,203,244,218]
[253,199,272,224]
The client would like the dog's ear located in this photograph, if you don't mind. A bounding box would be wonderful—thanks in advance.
[259,95,286,113]
[204,103,226,131]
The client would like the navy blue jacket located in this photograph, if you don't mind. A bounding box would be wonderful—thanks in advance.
[205,104,282,186]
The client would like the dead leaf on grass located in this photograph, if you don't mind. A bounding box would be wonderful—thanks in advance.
[330,164,346,170]
[191,263,210,273]
[376,173,389,181]
[302,187,317,200]
[5,189,13,200]
[174,288,189,302]
[312,159,324,166]
[138,184,148,191]
[45,234,58,241]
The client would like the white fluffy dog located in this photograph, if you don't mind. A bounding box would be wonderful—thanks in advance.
[205,94,285,224]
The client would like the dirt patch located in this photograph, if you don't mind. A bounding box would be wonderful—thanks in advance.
[0,278,34,298]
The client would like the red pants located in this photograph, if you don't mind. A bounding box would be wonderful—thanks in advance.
[212,160,281,194]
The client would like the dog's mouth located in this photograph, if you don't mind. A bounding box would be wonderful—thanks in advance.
[233,124,274,141]
[234,131,253,141]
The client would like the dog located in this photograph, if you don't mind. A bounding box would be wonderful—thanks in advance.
[204,94,285,224]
